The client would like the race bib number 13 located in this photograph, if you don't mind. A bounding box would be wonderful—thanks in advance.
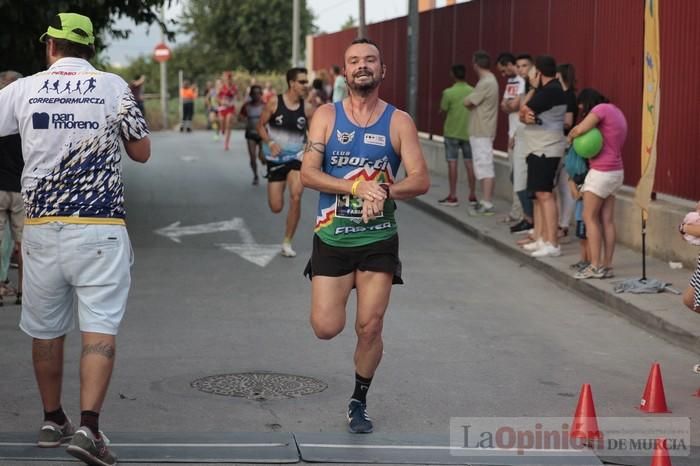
[335,194,383,219]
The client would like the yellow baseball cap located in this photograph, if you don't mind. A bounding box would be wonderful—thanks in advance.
[40,13,94,46]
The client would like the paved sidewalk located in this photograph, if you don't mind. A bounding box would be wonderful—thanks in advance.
[409,173,700,355]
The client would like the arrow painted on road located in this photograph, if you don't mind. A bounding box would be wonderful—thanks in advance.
[154,218,282,267]
[216,218,281,267]
[155,218,243,243]
[216,243,281,267]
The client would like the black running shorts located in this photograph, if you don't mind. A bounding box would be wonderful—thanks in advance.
[304,234,403,285]
[266,159,301,182]
[245,129,262,143]
[526,153,561,193]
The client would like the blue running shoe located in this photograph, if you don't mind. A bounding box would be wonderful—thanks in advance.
[347,399,373,433]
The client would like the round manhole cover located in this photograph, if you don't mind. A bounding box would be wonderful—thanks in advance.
[191,372,327,400]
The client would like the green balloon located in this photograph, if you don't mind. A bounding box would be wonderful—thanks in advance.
[573,128,603,159]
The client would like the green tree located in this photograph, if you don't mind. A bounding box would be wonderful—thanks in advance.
[181,0,316,73]
[341,15,357,31]
[0,0,172,75]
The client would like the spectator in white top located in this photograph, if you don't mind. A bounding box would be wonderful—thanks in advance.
[0,13,150,466]
[497,52,526,224]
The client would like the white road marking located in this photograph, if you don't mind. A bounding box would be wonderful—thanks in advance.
[154,218,243,243]
[0,442,286,448]
[154,217,282,267]
[298,443,587,453]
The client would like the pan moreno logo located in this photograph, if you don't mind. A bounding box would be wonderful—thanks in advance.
[32,112,50,129]
[32,112,100,130]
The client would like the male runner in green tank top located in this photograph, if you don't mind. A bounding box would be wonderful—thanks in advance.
[301,38,430,433]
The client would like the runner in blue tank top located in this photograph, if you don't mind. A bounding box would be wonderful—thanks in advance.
[257,68,315,257]
[300,38,430,434]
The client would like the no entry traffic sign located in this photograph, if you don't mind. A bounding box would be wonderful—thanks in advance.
[153,43,171,63]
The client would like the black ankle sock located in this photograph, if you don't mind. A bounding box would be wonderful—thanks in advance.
[351,373,372,404]
[44,406,67,425]
[80,411,100,437]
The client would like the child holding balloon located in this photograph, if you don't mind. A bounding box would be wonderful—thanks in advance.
[567,89,627,279]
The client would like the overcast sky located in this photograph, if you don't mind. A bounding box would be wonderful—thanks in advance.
[103,0,463,66]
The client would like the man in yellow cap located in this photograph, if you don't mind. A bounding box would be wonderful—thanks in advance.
[0,13,151,466]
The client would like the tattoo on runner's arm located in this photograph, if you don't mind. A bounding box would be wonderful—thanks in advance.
[81,342,116,359]
[304,140,325,155]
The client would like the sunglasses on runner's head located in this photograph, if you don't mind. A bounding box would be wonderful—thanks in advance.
[296,80,309,85]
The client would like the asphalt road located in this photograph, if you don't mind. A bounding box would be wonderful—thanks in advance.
[0,130,697,465]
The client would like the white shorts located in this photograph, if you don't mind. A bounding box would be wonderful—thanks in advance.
[582,169,624,199]
[20,223,133,339]
[512,135,528,192]
[469,136,495,180]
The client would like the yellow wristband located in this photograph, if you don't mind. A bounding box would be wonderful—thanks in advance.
[351,180,361,196]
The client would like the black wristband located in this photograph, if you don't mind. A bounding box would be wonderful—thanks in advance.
[379,183,391,200]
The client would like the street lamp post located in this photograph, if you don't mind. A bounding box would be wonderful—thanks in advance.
[407,0,419,119]
[292,0,300,66]
[358,0,366,39]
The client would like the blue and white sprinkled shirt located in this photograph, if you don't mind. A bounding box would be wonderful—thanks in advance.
[0,57,149,225]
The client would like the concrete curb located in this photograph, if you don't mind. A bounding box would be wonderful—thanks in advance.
[407,197,700,356]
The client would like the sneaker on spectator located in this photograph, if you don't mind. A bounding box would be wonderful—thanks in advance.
[602,267,615,279]
[510,219,533,234]
[522,238,544,252]
[574,265,606,279]
[474,203,495,216]
[347,399,373,434]
[37,417,75,448]
[437,196,459,207]
[531,242,561,257]
[468,196,479,208]
[66,428,117,466]
[501,213,520,224]
[569,260,590,271]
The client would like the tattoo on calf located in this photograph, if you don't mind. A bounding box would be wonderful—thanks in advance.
[304,140,326,155]
[33,340,56,363]
[81,342,116,359]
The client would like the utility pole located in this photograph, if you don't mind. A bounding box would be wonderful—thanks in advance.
[178,69,183,126]
[292,0,300,66]
[160,6,168,130]
[358,0,367,39]
[407,0,419,119]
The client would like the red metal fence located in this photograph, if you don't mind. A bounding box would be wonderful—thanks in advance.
[312,0,699,201]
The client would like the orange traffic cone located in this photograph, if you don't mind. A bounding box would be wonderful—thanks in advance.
[640,362,671,413]
[650,438,672,466]
[570,383,602,440]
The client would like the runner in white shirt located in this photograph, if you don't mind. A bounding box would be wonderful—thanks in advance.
[0,13,150,466]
